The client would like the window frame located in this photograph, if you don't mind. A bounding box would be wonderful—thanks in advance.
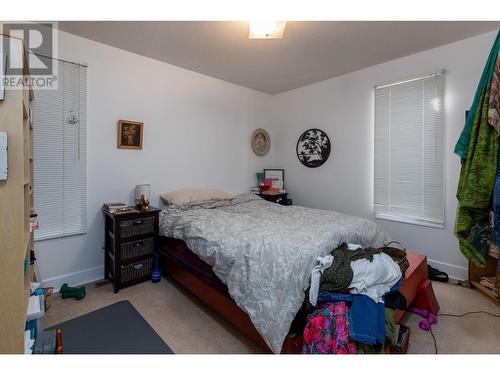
[32,58,88,241]
[373,71,446,229]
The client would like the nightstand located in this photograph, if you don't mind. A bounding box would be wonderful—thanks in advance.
[259,192,292,206]
[103,206,161,293]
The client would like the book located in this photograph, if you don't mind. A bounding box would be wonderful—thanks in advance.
[480,276,496,290]
[103,202,129,213]
[108,207,140,215]
[103,202,127,210]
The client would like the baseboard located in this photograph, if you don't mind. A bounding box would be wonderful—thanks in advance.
[39,259,467,292]
[41,265,104,292]
[427,258,468,281]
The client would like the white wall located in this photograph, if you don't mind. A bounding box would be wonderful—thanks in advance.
[270,31,498,280]
[36,30,274,289]
[38,29,497,287]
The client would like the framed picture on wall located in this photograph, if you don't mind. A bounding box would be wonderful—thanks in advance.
[251,128,271,156]
[264,169,285,189]
[117,119,143,150]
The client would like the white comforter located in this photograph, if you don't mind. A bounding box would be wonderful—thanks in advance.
[159,193,391,353]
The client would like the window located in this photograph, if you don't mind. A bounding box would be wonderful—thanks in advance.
[374,71,444,228]
[32,59,87,240]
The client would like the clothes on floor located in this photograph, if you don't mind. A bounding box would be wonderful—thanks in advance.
[309,254,334,306]
[355,309,396,354]
[315,279,403,346]
[349,252,402,303]
[319,243,382,293]
[309,243,402,306]
[356,342,384,354]
[384,308,396,347]
[317,291,385,345]
[301,301,357,354]
[303,242,405,353]
[384,290,407,311]
[302,298,399,354]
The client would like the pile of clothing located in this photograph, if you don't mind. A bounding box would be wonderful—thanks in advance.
[302,243,407,354]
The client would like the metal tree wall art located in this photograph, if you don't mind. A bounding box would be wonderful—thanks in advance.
[296,128,331,168]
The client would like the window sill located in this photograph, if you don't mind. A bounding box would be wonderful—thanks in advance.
[375,213,444,229]
[34,230,87,242]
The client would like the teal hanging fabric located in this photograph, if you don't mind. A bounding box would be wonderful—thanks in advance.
[455,31,500,161]
[455,30,500,267]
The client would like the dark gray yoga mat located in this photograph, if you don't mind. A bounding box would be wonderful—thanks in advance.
[49,300,174,354]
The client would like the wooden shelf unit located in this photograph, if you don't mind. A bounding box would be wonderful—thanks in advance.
[469,251,500,307]
[0,34,35,353]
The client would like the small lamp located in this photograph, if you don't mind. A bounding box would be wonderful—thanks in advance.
[135,184,151,209]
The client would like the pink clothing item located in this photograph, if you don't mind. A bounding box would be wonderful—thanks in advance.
[302,301,357,354]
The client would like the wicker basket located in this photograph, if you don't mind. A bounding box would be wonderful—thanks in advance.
[120,238,154,261]
[120,258,153,283]
[119,217,154,238]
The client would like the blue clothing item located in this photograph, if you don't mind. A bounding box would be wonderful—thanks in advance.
[389,278,403,293]
[494,150,500,243]
[351,295,385,345]
[317,278,403,345]
[317,292,385,345]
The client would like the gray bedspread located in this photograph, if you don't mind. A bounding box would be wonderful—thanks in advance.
[159,193,391,353]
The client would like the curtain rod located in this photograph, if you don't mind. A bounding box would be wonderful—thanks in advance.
[374,69,445,89]
[28,51,88,68]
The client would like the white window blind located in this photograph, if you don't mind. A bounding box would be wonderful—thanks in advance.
[374,72,445,228]
[32,60,87,240]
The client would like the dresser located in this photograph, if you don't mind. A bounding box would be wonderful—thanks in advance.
[103,207,161,293]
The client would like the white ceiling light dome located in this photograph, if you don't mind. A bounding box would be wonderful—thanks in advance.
[248,21,287,39]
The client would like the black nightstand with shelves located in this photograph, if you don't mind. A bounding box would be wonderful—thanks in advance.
[259,192,292,206]
[103,207,161,293]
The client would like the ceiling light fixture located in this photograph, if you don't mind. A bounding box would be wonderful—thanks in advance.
[248,21,287,39]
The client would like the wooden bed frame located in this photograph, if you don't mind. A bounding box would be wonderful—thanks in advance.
[159,242,439,354]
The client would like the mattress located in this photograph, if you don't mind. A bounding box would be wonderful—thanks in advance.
[158,236,229,296]
[158,235,308,337]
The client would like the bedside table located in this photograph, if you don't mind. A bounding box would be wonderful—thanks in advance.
[103,206,161,293]
[259,192,292,206]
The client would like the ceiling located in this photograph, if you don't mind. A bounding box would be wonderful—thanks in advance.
[58,21,500,94]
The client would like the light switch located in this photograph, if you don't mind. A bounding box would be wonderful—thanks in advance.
[0,131,7,180]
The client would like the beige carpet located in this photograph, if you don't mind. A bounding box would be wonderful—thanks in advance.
[44,277,500,354]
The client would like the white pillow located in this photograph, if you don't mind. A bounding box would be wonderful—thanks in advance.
[160,188,233,205]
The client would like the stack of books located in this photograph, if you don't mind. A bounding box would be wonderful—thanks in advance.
[103,202,138,214]
[480,276,497,291]
[250,187,260,194]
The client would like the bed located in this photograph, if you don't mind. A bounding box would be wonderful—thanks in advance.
[158,193,395,353]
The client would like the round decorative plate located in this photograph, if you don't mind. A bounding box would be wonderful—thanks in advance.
[251,128,271,157]
[296,128,331,168]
